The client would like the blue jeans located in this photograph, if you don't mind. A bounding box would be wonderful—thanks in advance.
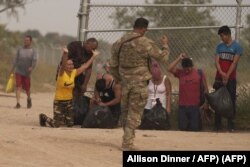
[178,106,201,131]
[214,79,236,130]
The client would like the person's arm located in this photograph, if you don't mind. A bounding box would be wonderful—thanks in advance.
[223,55,241,85]
[202,71,209,95]
[9,49,19,75]
[92,87,101,104]
[59,48,69,76]
[81,67,92,93]
[147,35,170,62]
[165,77,171,114]
[200,71,209,110]
[98,83,121,107]
[76,50,99,76]
[214,55,227,79]
[28,49,37,73]
[168,53,185,75]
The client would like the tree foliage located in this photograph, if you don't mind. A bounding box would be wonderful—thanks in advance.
[110,0,219,64]
[0,0,34,18]
[239,14,250,66]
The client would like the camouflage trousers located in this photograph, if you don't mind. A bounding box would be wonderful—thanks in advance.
[46,100,74,128]
[121,81,148,148]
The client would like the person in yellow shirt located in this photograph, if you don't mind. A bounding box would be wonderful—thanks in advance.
[39,48,99,127]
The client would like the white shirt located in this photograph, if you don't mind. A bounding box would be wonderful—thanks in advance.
[145,75,167,109]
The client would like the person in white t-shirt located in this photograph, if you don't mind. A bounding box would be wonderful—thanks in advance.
[145,61,171,114]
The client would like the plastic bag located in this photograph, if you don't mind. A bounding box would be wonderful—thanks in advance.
[82,105,115,129]
[205,86,233,118]
[5,74,15,93]
[73,95,90,125]
[139,98,170,130]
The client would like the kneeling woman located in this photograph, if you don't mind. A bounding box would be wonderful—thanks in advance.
[39,48,99,127]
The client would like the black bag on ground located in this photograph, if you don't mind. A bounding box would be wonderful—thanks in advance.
[205,86,233,118]
[82,105,115,128]
[73,95,90,125]
[139,98,170,130]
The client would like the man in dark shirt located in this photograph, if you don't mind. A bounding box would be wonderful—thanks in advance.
[94,73,121,126]
[66,38,98,98]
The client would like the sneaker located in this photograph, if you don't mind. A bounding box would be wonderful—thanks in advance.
[39,113,47,127]
[15,103,21,109]
[27,98,32,108]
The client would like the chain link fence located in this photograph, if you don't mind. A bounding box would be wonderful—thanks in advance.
[83,2,250,94]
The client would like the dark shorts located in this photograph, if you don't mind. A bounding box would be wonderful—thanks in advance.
[15,73,30,92]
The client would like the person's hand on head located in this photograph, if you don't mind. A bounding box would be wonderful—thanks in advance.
[62,47,68,53]
[179,53,186,60]
[92,50,100,58]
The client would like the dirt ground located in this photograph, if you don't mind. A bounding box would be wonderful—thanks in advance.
[0,92,249,167]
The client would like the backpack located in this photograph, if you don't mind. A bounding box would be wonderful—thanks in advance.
[139,98,170,130]
[82,105,116,129]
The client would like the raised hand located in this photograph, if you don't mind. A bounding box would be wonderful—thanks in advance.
[92,50,100,58]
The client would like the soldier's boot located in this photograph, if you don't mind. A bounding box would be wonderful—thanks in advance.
[121,143,139,151]
[121,127,138,151]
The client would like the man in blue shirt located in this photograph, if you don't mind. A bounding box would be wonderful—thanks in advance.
[213,25,243,132]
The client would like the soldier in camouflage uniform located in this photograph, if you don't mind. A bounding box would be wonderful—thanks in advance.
[110,17,170,150]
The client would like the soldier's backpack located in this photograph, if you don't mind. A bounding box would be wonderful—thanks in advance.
[82,105,116,129]
[139,98,170,130]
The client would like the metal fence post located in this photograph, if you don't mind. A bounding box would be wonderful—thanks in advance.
[235,0,242,42]
[77,0,90,41]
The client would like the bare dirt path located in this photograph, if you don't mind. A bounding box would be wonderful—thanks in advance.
[0,92,249,167]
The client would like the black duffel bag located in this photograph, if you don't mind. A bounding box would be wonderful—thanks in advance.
[139,98,170,130]
[205,86,234,118]
[82,105,116,129]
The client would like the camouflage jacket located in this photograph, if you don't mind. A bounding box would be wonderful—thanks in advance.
[110,31,170,83]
